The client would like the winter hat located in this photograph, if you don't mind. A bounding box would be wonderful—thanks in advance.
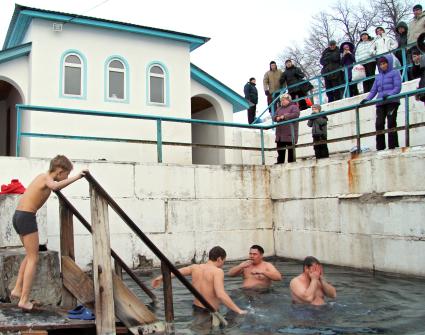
[285,59,292,63]
[413,4,422,11]
[378,57,388,64]
[329,40,337,46]
[270,61,276,65]
[360,31,370,38]
[312,104,322,112]
[280,93,292,102]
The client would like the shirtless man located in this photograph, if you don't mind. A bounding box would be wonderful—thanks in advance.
[227,245,282,289]
[290,256,337,305]
[151,246,246,315]
[11,155,86,310]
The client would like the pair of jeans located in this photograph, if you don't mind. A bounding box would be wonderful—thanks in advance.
[375,103,399,150]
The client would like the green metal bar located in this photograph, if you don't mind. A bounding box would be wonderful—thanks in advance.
[401,48,408,82]
[15,106,22,157]
[157,119,163,163]
[318,78,323,105]
[355,107,361,154]
[405,94,410,147]
[260,129,265,165]
[343,66,349,98]
[290,123,296,162]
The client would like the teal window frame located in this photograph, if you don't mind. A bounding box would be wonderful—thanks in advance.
[59,49,87,100]
[104,55,130,104]
[146,61,169,107]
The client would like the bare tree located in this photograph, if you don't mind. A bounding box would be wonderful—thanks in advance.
[372,0,414,34]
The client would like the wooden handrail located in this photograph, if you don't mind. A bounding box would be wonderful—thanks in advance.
[55,190,157,303]
[83,172,225,322]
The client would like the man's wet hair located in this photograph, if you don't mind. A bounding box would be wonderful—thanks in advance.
[209,246,226,261]
[250,245,264,254]
[303,256,321,270]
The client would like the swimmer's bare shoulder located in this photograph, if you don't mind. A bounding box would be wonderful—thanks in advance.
[17,173,52,213]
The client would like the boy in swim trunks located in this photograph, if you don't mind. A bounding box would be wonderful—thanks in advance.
[11,155,86,311]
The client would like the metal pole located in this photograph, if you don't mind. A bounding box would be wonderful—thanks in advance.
[355,106,361,153]
[344,67,349,98]
[290,123,296,162]
[156,119,163,163]
[318,78,323,105]
[405,94,410,147]
[401,47,408,82]
[260,129,265,165]
[16,106,22,157]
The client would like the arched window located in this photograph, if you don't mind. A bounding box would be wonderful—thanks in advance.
[148,64,167,105]
[60,50,86,99]
[107,59,126,101]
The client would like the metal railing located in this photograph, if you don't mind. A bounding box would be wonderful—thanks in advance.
[15,86,425,165]
[255,43,417,123]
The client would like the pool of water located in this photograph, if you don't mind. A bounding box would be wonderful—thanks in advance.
[128,259,425,335]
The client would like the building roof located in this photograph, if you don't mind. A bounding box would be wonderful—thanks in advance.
[190,63,250,113]
[3,4,210,51]
[0,42,31,65]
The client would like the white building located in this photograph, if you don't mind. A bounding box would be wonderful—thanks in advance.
[0,5,251,165]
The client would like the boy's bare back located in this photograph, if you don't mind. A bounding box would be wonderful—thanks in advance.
[16,173,53,213]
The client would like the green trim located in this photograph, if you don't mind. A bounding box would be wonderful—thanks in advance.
[146,61,170,107]
[190,63,250,113]
[0,42,31,64]
[59,49,87,100]
[104,55,130,104]
[4,5,209,51]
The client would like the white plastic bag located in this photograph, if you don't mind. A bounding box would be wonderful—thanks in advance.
[352,64,366,81]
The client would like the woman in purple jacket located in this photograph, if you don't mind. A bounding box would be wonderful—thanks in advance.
[360,55,402,150]
[273,94,300,163]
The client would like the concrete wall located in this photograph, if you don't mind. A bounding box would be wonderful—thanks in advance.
[0,147,424,276]
[271,147,425,277]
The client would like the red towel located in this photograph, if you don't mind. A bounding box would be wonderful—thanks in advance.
[0,179,26,194]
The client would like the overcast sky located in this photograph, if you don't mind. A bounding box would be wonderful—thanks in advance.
[1,0,338,122]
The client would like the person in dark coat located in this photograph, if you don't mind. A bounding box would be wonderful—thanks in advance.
[307,104,329,159]
[360,55,402,150]
[279,60,309,110]
[273,94,300,164]
[410,48,425,103]
[395,21,409,67]
[244,77,258,124]
[320,40,344,102]
[340,41,359,97]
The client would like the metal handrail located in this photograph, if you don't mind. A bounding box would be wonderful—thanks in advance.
[82,171,227,326]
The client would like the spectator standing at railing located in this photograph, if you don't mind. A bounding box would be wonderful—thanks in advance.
[374,26,398,57]
[410,48,425,103]
[340,42,359,97]
[263,61,283,114]
[279,60,310,111]
[320,40,343,102]
[360,55,402,151]
[408,5,425,45]
[244,77,258,124]
[395,21,409,67]
[273,94,300,164]
[355,31,376,93]
[307,104,329,159]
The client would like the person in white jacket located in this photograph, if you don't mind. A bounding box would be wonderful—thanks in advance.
[374,26,397,56]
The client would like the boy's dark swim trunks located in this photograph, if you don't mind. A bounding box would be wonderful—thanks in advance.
[12,210,38,236]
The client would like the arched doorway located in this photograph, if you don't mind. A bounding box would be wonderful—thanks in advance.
[0,78,24,156]
[191,95,225,165]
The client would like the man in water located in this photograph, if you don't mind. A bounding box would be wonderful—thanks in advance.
[227,245,282,289]
[151,246,246,315]
[290,256,336,305]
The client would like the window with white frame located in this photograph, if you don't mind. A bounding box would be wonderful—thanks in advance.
[149,65,165,104]
[108,59,125,100]
[63,54,83,96]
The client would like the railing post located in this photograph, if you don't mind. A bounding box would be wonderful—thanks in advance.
[16,106,22,157]
[156,119,163,163]
[161,261,175,333]
[405,94,410,147]
[355,107,361,154]
[90,186,116,335]
[260,129,265,165]
[318,78,323,105]
[59,199,77,308]
[344,67,349,98]
[290,123,296,162]
[402,47,408,82]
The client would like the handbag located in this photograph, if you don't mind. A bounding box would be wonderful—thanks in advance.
[352,64,366,81]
